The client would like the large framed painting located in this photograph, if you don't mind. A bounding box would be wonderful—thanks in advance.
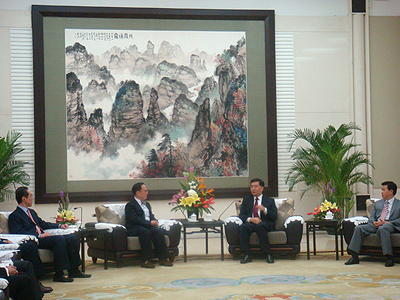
[32,5,277,203]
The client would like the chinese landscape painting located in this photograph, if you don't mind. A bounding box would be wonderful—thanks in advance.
[65,29,248,180]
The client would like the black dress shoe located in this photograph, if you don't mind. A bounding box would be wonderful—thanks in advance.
[344,257,360,265]
[240,255,252,264]
[39,282,53,293]
[70,270,92,278]
[266,254,274,264]
[53,274,74,282]
[141,260,156,268]
[385,257,395,267]
[159,258,173,267]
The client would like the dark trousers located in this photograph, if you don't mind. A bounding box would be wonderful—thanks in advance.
[19,240,47,279]
[8,260,43,300]
[38,233,81,275]
[239,221,273,255]
[128,226,168,261]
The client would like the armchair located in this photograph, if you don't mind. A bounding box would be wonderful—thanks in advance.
[224,198,304,260]
[342,199,400,258]
[0,211,54,270]
[86,204,181,268]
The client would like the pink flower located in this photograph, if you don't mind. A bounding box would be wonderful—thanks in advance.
[59,191,64,198]
[189,167,195,173]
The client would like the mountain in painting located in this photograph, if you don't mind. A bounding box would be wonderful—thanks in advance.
[65,36,248,179]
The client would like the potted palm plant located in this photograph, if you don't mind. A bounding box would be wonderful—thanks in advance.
[0,131,30,202]
[285,123,373,218]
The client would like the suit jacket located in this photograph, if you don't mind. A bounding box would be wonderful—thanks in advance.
[0,260,43,300]
[125,199,157,232]
[8,207,59,238]
[239,194,277,228]
[369,198,400,228]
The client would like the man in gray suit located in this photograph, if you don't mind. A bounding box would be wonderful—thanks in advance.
[345,181,400,267]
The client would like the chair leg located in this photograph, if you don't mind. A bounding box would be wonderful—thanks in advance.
[92,257,97,263]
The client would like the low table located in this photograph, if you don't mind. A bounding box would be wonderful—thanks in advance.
[305,218,344,260]
[179,219,224,262]
[80,227,108,271]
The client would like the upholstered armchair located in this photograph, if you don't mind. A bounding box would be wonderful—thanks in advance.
[224,198,304,260]
[86,204,181,268]
[342,199,400,258]
[0,211,81,273]
[0,211,54,270]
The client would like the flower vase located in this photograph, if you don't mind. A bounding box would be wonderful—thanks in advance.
[187,208,200,220]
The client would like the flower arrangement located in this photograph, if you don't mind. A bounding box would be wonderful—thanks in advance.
[308,183,341,220]
[308,199,341,220]
[56,191,77,225]
[169,167,215,218]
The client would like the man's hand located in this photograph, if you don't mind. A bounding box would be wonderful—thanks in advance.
[250,217,262,224]
[39,232,51,238]
[6,265,18,276]
[60,224,69,229]
[256,205,266,213]
[373,219,388,227]
[151,220,159,227]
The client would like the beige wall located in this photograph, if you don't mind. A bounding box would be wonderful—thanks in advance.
[369,16,400,189]
[0,9,354,221]
[1,4,399,222]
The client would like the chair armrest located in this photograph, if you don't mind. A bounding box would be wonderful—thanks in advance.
[0,279,8,290]
[107,226,128,252]
[224,220,241,246]
[284,216,304,245]
[342,217,368,245]
[86,223,128,252]
[163,222,181,248]
[341,217,365,245]
[84,222,97,229]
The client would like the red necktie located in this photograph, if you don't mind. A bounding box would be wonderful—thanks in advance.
[253,197,259,218]
[379,200,390,221]
[27,209,43,235]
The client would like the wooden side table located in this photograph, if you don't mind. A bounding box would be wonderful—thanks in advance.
[305,218,344,260]
[179,219,224,262]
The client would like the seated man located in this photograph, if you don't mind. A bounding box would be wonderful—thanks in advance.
[0,259,43,300]
[125,182,173,268]
[239,178,277,264]
[345,181,400,267]
[8,186,91,282]
[0,238,52,293]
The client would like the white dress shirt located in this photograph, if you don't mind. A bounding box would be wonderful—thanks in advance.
[135,198,150,221]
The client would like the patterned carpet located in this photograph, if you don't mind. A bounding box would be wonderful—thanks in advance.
[42,254,400,300]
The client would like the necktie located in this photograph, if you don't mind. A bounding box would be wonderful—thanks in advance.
[379,200,390,221]
[253,197,259,218]
[27,209,43,235]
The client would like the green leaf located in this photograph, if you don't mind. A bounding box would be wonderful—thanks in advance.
[0,131,30,202]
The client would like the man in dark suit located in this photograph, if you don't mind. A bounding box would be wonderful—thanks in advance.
[0,259,43,300]
[0,238,52,293]
[345,181,400,267]
[125,182,173,268]
[239,178,277,264]
[8,186,91,282]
